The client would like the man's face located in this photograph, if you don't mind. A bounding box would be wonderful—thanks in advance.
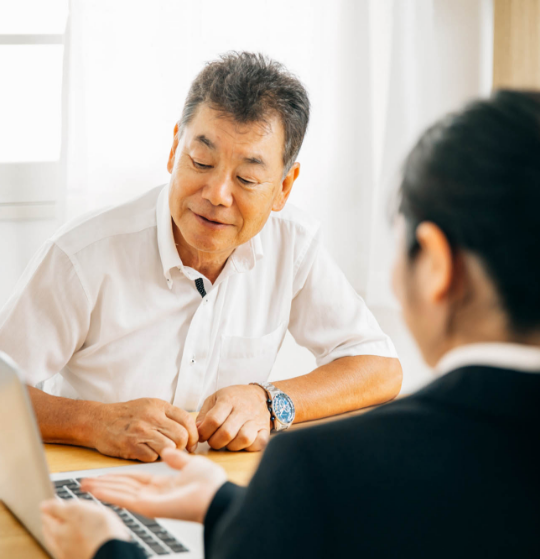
[167,104,298,257]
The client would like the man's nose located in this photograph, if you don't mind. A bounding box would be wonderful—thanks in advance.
[202,171,234,207]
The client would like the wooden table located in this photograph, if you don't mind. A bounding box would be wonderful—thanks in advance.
[0,408,373,558]
[0,442,263,559]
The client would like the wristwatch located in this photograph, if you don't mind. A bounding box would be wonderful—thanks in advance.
[252,382,295,431]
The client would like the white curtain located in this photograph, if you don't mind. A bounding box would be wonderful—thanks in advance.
[59,0,494,391]
[366,0,493,309]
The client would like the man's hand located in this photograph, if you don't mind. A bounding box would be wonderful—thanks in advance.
[89,398,199,462]
[80,448,227,524]
[41,499,129,559]
[196,385,272,451]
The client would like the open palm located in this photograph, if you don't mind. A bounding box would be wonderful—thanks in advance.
[80,449,227,524]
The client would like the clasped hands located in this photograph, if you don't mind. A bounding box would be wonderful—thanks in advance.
[89,384,272,462]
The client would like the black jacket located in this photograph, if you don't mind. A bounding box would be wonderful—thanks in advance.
[95,365,540,559]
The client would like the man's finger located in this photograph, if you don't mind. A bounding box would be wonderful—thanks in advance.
[208,412,246,449]
[141,432,177,458]
[128,442,159,462]
[165,406,199,452]
[245,429,270,452]
[226,420,259,451]
[195,396,213,427]
[157,418,189,451]
[197,401,233,442]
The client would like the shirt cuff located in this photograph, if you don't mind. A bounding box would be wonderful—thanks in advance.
[93,539,145,559]
[204,481,246,553]
[316,339,399,367]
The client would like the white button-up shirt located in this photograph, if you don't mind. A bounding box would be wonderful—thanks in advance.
[0,184,397,411]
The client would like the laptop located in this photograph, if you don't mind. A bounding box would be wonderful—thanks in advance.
[0,352,204,558]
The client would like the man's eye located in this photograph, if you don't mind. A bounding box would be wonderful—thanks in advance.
[238,176,256,186]
[193,160,212,170]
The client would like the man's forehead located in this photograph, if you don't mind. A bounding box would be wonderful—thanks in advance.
[185,105,284,162]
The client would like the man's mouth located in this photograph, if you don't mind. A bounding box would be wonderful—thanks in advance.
[197,213,225,224]
[192,211,231,229]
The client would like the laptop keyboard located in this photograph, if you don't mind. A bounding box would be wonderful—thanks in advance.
[54,478,189,556]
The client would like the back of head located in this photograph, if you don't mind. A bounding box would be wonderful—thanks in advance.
[179,51,310,174]
[399,90,540,336]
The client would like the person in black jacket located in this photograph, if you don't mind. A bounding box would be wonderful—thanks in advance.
[41,90,540,559]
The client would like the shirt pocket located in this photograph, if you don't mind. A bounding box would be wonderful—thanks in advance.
[216,320,288,391]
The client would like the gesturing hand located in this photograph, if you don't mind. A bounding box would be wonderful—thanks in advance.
[89,398,199,462]
[41,499,129,559]
[196,385,272,451]
[80,448,228,524]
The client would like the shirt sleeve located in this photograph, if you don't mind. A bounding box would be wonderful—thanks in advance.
[204,482,246,552]
[93,539,146,559]
[0,240,91,385]
[204,433,325,559]
[289,242,397,367]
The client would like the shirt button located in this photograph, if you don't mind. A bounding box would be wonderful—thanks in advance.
[205,298,209,304]
[190,357,196,364]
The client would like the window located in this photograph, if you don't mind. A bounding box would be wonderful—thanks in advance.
[0,0,68,220]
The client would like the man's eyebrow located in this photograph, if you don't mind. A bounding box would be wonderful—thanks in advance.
[195,135,216,149]
[244,156,267,168]
[194,135,266,168]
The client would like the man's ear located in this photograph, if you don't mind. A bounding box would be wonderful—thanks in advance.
[167,123,180,174]
[272,162,300,211]
[415,222,453,304]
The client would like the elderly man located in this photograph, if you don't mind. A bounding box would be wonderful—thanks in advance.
[0,52,401,460]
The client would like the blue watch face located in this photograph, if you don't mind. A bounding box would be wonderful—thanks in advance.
[273,392,295,424]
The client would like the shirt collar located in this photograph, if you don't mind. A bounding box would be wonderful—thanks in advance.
[229,233,264,273]
[156,183,182,285]
[436,342,540,375]
[156,183,265,286]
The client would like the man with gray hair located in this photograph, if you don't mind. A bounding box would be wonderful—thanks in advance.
[0,52,401,459]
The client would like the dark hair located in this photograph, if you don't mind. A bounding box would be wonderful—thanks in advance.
[179,51,310,174]
[399,90,540,334]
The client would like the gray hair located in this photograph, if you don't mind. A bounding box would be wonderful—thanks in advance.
[179,52,310,174]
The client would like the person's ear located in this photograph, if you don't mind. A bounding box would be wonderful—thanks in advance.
[414,222,453,304]
[167,123,180,174]
[272,162,300,211]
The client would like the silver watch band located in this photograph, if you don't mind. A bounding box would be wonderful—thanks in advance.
[255,382,293,431]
